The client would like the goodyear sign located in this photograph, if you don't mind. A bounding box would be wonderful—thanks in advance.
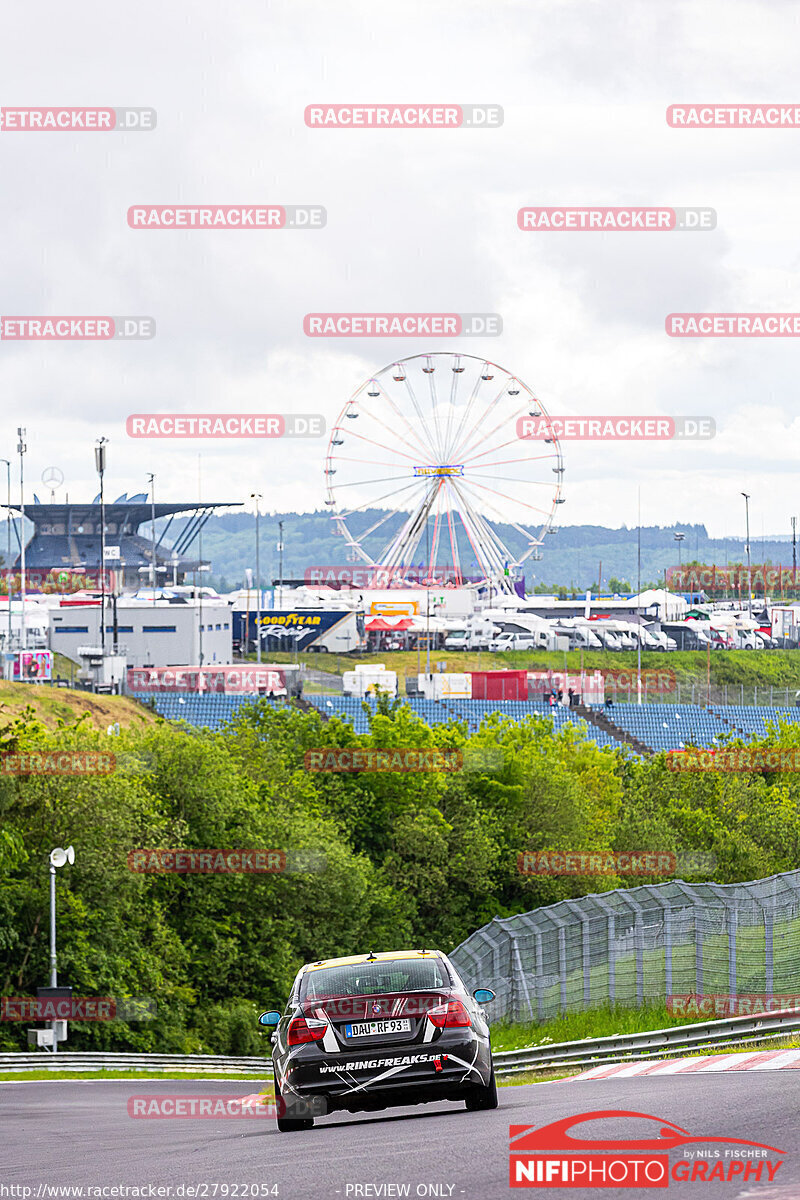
[233,609,353,650]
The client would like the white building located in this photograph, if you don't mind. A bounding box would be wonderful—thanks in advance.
[49,598,231,668]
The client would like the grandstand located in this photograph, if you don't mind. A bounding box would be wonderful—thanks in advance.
[12,497,240,589]
[131,690,637,752]
[606,703,732,751]
[603,702,800,752]
[707,704,800,740]
[130,691,283,729]
[130,690,800,757]
[303,694,623,748]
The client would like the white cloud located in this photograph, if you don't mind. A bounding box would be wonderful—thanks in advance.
[0,0,798,545]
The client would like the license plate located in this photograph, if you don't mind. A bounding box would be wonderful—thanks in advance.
[345,1019,411,1038]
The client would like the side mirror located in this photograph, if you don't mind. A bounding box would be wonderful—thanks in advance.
[473,989,495,1004]
[258,1010,282,1027]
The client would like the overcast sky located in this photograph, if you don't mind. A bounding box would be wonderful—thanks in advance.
[2,0,798,555]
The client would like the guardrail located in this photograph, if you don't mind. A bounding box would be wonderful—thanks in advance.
[491,1006,800,1076]
[3,1007,800,1075]
[0,1052,274,1074]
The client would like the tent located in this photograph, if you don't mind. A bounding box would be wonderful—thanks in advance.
[365,617,413,632]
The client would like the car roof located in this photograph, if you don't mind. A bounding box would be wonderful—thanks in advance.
[301,949,444,973]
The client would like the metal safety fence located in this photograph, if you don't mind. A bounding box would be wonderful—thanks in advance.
[3,1006,799,1074]
[0,1051,273,1074]
[450,870,800,1024]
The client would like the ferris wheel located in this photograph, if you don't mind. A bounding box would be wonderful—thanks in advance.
[324,352,565,592]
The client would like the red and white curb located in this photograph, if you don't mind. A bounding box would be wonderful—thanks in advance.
[571,1049,800,1080]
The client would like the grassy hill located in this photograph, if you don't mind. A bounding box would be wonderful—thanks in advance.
[0,682,157,731]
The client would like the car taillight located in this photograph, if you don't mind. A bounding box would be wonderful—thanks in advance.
[287,1016,326,1045]
[427,1000,471,1028]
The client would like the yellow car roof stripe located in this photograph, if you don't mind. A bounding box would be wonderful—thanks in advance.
[304,950,441,972]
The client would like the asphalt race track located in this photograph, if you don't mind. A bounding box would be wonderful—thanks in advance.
[2,1075,799,1199]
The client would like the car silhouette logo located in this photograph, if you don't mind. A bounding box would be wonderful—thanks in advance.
[509,1110,784,1155]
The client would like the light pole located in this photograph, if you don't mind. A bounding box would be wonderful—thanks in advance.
[48,845,75,1054]
[278,520,284,610]
[17,429,26,653]
[0,459,11,664]
[673,531,685,588]
[243,567,252,661]
[147,473,157,605]
[637,488,642,706]
[251,494,262,663]
[741,493,752,617]
[95,439,108,653]
[197,455,204,667]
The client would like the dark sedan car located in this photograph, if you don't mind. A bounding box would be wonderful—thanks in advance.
[259,949,497,1132]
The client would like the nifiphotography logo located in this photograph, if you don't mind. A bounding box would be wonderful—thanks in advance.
[508,1110,785,1188]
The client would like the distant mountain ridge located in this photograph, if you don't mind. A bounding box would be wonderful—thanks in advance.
[138,511,791,594]
[0,510,789,593]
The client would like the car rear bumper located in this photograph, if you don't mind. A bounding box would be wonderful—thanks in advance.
[279,1036,492,1112]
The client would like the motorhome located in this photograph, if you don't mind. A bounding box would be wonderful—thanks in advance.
[552,622,603,651]
[608,623,638,650]
[649,629,677,651]
[625,624,664,651]
[592,627,623,651]
[444,616,501,651]
[486,614,568,652]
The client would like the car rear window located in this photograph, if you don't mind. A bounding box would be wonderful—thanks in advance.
[300,958,450,1000]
